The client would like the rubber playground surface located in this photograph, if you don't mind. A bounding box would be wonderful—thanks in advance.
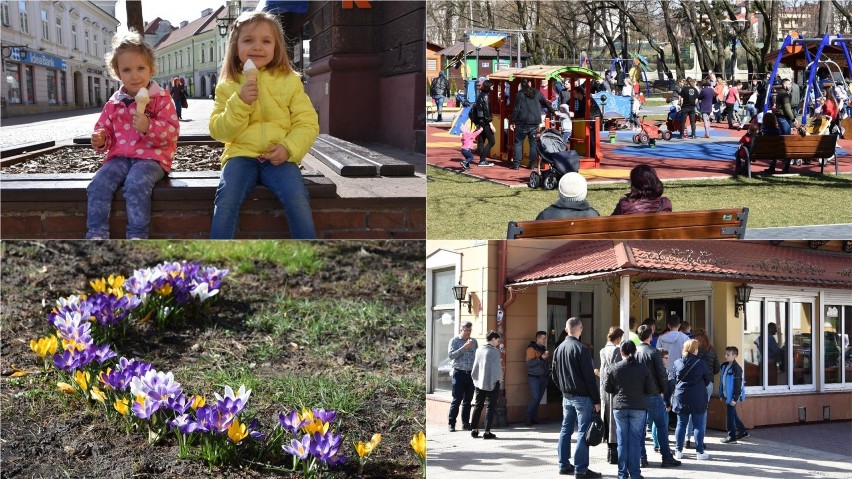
[427,122,852,186]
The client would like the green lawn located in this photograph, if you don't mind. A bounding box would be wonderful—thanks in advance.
[427,165,852,239]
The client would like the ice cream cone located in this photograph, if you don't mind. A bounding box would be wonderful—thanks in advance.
[243,58,258,83]
[135,87,149,114]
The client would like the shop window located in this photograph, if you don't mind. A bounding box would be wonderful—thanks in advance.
[18,0,27,33]
[430,268,456,394]
[94,78,101,105]
[824,305,852,385]
[743,298,814,391]
[25,65,34,104]
[5,61,21,103]
[46,69,57,105]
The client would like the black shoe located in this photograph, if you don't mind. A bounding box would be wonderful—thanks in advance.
[479,161,493,167]
[559,465,575,475]
[525,420,534,427]
[736,430,750,439]
[510,164,520,170]
[641,458,649,467]
[653,447,659,452]
[720,436,737,443]
[686,439,695,449]
[661,458,682,467]
[483,432,497,439]
[470,430,479,438]
[461,163,471,171]
[575,470,602,479]
[448,425,456,432]
[462,424,472,431]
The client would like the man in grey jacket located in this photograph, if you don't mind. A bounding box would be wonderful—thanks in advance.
[635,325,682,468]
[656,314,691,378]
[551,317,602,478]
[447,322,478,432]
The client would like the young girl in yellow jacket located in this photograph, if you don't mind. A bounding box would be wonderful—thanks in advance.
[209,11,319,239]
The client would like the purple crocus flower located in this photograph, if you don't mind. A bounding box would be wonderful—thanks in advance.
[248,418,266,441]
[53,348,95,372]
[310,431,345,464]
[168,413,202,434]
[89,343,117,364]
[166,393,192,414]
[312,408,337,425]
[129,369,183,406]
[132,396,161,420]
[278,409,306,434]
[282,434,312,460]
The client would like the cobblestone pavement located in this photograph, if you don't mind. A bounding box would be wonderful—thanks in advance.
[1,99,217,149]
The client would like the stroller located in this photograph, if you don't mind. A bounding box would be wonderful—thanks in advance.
[528,129,580,190]
[666,107,692,136]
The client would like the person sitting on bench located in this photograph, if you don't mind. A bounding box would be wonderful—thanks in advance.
[612,165,673,215]
[536,172,600,220]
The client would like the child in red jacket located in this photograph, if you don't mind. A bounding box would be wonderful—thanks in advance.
[734,123,759,177]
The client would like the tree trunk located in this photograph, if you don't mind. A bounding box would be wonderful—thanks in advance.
[833,0,852,29]
[126,0,144,36]
[661,1,685,79]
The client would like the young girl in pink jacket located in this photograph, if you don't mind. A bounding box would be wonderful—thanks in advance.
[87,30,179,239]
[459,124,483,170]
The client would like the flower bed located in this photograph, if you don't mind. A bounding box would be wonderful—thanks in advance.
[2,241,425,477]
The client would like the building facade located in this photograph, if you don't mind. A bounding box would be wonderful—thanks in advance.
[427,240,852,430]
[1,0,119,117]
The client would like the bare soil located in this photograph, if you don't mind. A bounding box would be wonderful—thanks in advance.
[0,240,425,478]
[1,145,223,174]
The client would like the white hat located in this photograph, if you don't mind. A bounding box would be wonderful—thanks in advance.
[558,172,587,202]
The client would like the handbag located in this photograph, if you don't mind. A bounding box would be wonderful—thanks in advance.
[584,412,604,446]
[181,97,189,109]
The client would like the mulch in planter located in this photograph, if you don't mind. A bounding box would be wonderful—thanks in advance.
[1,145,224,174]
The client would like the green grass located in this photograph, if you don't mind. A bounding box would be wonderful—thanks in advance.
[427,165,852,238]
[148,241,324,275]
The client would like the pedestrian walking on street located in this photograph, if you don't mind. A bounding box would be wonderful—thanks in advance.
[525,331,550,427]
[686,329,720,448]
[604,340,655,479]
[447,322,478,432]
[551,317,602,478]
[597,326,624,465]
[470,80,495,167]
[171,77,187,120]
[470,330,503,439]
[209,11,319,239]
[87,30,179,240]
[672,339,713,461]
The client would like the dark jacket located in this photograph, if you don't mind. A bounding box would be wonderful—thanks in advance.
[698,347,721,376]
[430,74,447,98]
[551,335,601,404]
[526,341,548,377]
[604,358,655,410]
[473,91,492,127]
[776,89,795,121]
[512,89,553,126]
[635,343,667,396]
[672,354,712,414]
[612,196,673,215]
[536,199,600,220]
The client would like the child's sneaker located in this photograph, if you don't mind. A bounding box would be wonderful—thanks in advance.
[720,436,737,444]
[736,430,750,439]
[461,163,471,171]
[674,451,683,460]
[479,161,493,167]
[696,452,710,460]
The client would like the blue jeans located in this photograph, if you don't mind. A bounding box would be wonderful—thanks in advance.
[526,375,548,421]
[675,410,706,454]
[513,124,538,168]
[777,116,792,135]
[726,403,747,439]
[643,395,673,461]
[558,394,593,472]
[461,149,475,167]
[615,409,647,479]
[687,382,713,441]
[448,369,475,427]
[210,157,316,239]
[433,95,445,113]
[86,157,165,239]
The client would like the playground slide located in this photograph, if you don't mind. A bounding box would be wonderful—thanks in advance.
[450,105,472,135]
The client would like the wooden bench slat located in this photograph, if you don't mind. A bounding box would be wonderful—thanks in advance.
[507,208,748,240]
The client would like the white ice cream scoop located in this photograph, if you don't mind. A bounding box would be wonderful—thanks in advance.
[135,87,149,114]
[243,59,258,82]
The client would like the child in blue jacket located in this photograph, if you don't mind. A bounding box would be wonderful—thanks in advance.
[719,346,749,443]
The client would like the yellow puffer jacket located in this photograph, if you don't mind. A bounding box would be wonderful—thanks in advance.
[209,69,319,166]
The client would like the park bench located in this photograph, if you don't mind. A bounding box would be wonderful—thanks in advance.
[506,207,749,240]
[742,134,839,178]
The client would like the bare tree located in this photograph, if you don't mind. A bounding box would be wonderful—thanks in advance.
[126,0,143,35]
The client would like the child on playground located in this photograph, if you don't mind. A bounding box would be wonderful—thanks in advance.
[719,346,749,443]
[734,123,760,177]
[459,124,483,171]
[209,11,319,239]
[87,30,179,239]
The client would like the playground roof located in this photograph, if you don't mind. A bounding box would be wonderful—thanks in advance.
[487,65,602,82]
[764,43,850,71]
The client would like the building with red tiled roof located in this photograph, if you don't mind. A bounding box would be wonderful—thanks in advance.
[427,240,852,430]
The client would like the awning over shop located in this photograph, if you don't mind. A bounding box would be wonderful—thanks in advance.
[508,240,852,289]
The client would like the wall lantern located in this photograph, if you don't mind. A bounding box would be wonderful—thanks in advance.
[734,283,752,317]
[451,283,471,314]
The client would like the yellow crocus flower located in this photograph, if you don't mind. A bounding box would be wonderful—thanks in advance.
[57,382,77,395]
[227,418,249,444]
[114,397,130,415]
[73,370,90,391]
[303,419,329,436]
[298,407,314,424]
[410,431,426,460]
[355,440,369,458]
[90,278,107,293]
[190,395,206,410]
[30,336,58,358]
[156,284,173,296]
[368,433,382,450]
[108,275,124,289]
[62,339,86,352]
[90,386,106,404]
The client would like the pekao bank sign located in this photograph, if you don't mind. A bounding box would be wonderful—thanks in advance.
[11,48,67,71]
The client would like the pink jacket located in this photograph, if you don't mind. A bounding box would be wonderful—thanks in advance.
[92,81,179,172]
[460,126,482,150]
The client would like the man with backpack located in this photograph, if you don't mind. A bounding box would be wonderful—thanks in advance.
[719,346,749,443]
[430,71,448,122]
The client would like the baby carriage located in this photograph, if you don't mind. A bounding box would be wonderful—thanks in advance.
[529,129,580,190]
[633,115,673,144]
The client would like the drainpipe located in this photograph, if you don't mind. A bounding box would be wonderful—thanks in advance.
[495,240,510,427]
[620,274,630,333]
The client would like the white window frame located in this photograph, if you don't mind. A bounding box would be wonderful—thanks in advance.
[55,15,62,45]
[642,279,713,336]
[40,8,48,40]
[84,29,90,55]
[822,290,852,391]
[72,24,78,50]
[425,249,463,396]
[18,0,28,33]
[1,1,10,27]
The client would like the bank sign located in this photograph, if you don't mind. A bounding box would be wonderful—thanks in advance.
[10,48,67,71]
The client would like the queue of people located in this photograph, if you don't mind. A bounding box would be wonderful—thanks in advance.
[447,317,751,478]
